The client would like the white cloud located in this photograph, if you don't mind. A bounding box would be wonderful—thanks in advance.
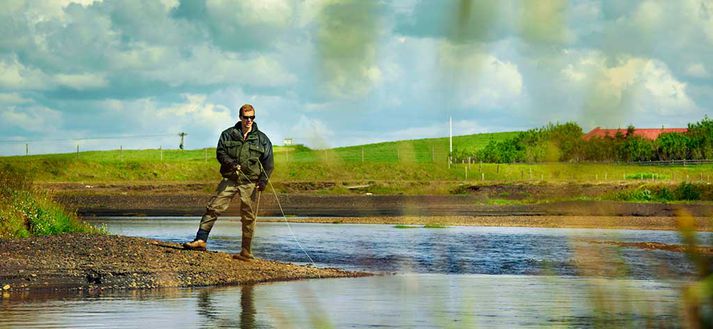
[0,58,48,90]
[438,44,523,109]
[54,73,108,90]
[0,92,31,104]
[0,106,63,133]
[686,63,710,78]
[288,115,335,148]
[462,57,523,109]
[563,52,699,126]
[135,45,297,88]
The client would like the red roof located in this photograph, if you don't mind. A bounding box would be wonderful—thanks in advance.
[583,127,688,141]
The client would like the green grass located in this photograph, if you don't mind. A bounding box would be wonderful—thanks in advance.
[393,224,420,229]
[0,165,103,239]
[1,131,712,194]
[625,172,671,180]
[423,224,447,229]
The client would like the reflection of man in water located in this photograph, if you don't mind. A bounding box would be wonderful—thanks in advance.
[183,104,274,261]
[240,285,257,329]
[196,285,259,329]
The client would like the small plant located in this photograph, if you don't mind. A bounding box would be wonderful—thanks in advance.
[625,172,667,180]
[394,224,419,229]
[676,182,701,201]
[615,187,653,202]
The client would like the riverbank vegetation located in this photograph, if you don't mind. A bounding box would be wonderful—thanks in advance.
[0,165,99,238]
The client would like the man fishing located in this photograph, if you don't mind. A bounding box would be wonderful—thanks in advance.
[183,104,274,261]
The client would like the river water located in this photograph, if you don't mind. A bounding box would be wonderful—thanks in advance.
[2,218,709,328]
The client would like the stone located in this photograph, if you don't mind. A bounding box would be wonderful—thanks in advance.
[2,284,10,290]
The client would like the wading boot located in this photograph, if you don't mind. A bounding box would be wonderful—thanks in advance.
[183,239,207,251]
[232,237,255,261]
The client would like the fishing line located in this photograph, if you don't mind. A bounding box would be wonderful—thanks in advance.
[238,163,318,269]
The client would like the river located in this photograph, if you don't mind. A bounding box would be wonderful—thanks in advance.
[1,217,708,328]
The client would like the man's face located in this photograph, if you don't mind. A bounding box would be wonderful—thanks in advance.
[241,110,255,130]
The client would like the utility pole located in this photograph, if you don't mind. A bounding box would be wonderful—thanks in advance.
[449,116,453,154]
[178,132,187,150]
[448,116,453,169]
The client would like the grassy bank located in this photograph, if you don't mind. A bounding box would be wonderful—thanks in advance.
[0,165,100,239]
[1,131,712,198]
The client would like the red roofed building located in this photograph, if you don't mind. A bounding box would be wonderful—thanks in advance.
[583,127,688,141]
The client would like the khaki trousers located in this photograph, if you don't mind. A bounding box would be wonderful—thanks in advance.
[199,178,258,238]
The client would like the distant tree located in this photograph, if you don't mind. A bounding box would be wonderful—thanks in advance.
[687,116,713,159]
[656,133,689,160]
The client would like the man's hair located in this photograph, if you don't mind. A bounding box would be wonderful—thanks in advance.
[239,104,255,117]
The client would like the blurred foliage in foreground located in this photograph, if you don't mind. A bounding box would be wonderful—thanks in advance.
[0,165,101,238]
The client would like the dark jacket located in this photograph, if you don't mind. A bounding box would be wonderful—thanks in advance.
[216,122,274,183]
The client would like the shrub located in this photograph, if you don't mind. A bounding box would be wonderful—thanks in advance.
[0,165,102,239]
[676,182,701,201]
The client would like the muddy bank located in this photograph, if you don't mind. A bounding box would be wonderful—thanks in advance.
[0,234,370,292]
[54,191,713,218]
[590,240,713,255]
[261,215,713,231]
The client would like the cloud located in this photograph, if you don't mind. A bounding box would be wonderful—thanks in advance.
[0,105,63,133]
[563,53,699,127]
[173,0,294,52]
[54,73,108,90]
[686,63,710,78]
[0,58,48,90]
[287,115,335,149]
[314,0,383,99]
[0,93,32,104]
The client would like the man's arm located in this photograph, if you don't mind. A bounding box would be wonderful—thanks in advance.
[259,136,274,184]
[216,131,236,167]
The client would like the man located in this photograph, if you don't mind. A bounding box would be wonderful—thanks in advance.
[184,104,274,261]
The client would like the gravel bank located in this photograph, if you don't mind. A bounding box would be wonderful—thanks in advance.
[0,234,371,292]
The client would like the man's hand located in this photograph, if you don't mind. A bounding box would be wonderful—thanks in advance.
[231,162,241,172]
[256,181,266,192]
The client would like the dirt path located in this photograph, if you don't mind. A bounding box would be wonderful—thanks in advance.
[0,234,370,292]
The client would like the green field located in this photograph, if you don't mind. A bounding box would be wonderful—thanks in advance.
[1,131,712,187]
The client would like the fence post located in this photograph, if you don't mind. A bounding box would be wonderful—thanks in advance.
[465,166,468,180]
[76,144,79,158]
[25,143,29,156]
[361,147,364,163]
[160,146,163,161]
[481,172,485,181]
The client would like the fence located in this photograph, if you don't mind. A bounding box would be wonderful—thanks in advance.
[632,159,713,166]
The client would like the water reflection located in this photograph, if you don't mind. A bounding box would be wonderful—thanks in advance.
[0,275,684,328]
[196,285,269,329]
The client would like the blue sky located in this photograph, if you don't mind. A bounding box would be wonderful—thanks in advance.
[1,0,712,155]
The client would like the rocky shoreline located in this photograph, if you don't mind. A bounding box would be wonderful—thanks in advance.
[0,234,371,292]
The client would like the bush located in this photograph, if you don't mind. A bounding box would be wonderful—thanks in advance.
[0,166,101,239]
[676,182,701,201]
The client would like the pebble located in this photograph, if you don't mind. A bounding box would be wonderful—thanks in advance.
[2,284,10,290]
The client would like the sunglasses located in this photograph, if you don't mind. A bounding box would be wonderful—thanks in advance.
[242,115,255,121]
